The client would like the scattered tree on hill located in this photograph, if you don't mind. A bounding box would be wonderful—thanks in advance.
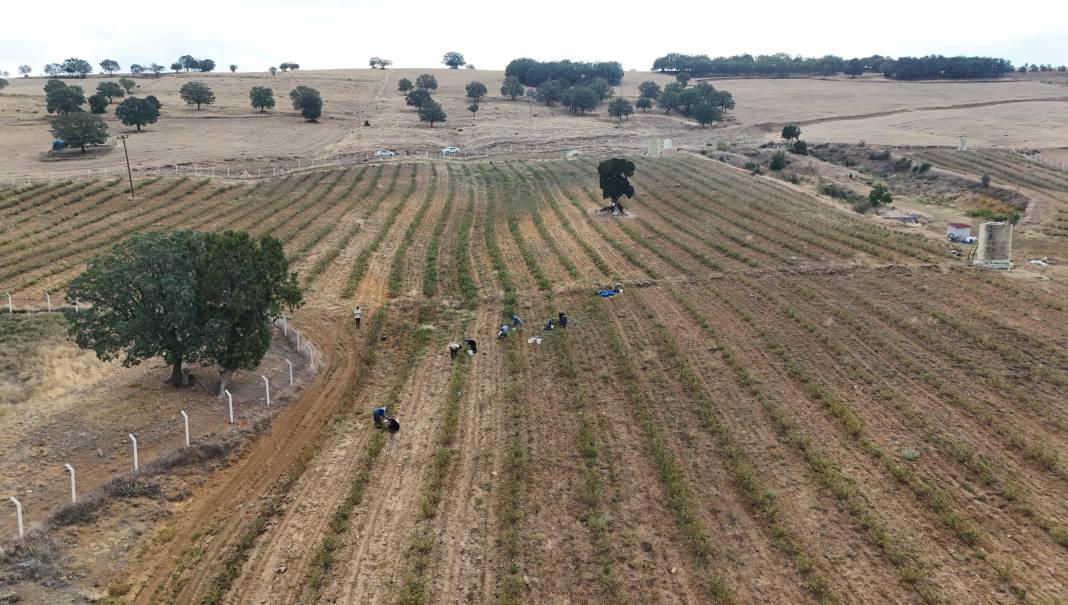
[657,83,682,113]
[869,183,892,207]
[180,81,215,109]
[782,124,801,142]
[466,64,475,69]
[130,64,145,76]
[45,81,86,114]
[588,77,613,103]
[179,55,198,71]
[369,57,382,69]
[465,80,487,101]
[88,93,108,114]
[145,95,161,111]
[536,79,566,106]
[290,86,322,121]
[500,75,524,100]
[44,63,62,77]
[398,78,413,96]
[97,81,124,102]
[115,97,160,131]
[0,78,7,90]
[118,77,137,94]
[505,58,623,86]
[170,62,182,74]
[418,99,446,126]
[790,139,808,155]
[269,66,278,76]
[845,58,864,78]
[279,62,300,72]
[250,86,275,112]
[636,96,652,112]
[564,86,598,115]
[229,64,238,73]
[100,59,120,75]
[442,51,466,69]
[61,57,92,78]
[467,103,479,118]
[51,111,108,152]
[598,158,635,214]
[406,88,432,108]
[638,80,661,99]
[415,73,438,90]
[692,101,722,127]
[769,150,786,170]
[608,97,633,122]
[196,231,303,396]
[150,63,164,77]
[197,59,216,72]
[380,59,393,69]
[19,65,32,77]
[675,72,690,86]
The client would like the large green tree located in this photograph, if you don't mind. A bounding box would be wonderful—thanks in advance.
[290,86,323,121]
[51,112,108,152]
[465,80,487,101]
[536,79,566,106]
[608,97,633,122]
[61,57,92,78]
[597,158,636,214]
[636,96,653,112]
[406,88,432,108]
[442,51,465,69]
[398,78,413,96]
[99,59,120,75]
[249,86,275,112]
[97,81,124,102]
[45,81,86,114]
[692,101,722,127]
[65,231,207,386]
[415,73,438,90]
[115,97,160,131]
[588,77,613,103]
[418,99,446,127]
[195,231,302,396]
[500,76,524,100]
[638,80,661,99]
[88,93,108,114]
[118,77,137,94]
[782,124,801,142]
[566,86,598,115]
[180,81,215,109]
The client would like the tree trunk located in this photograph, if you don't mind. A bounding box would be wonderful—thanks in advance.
[217,368,234,398]
[81,144,86,153]
[136,124,141,132]
[168,359,188,386]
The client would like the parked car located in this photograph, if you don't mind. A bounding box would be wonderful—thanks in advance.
[374,149,395,158]
[440,146,460,156]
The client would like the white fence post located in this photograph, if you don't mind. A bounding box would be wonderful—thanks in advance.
[9,498,23,539]
[225,389,234,424]
[286,359,293,385]
[128,434,139,472]
[295,330,301,350]
[282,315,287,335]
[180,410,190,446]
[46,293,51,312]
[5,292,11,313]
[64,463,77,503]
[262,375,270,407]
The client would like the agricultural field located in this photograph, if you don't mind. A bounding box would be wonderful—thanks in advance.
[2,146,1068,604]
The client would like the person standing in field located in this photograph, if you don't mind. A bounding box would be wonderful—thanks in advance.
[353,305,362,329]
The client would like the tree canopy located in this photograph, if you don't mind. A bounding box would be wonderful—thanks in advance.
[781,124,801,141]
[598,158,636,214]
[608,97,633,122]
[638,80,661,99]
[250,86,275,112]
[418,99,446,127]
[118,77,137,94]
[406,89,433,108]
[415,73,438,90]
[179,81,216,109]
[564,86,598,115]
[99,59,120,75]
[442,51,466,69]
[45,80,86,114]
[88,93,108,114]
[51,112,108,152]
[465,81,487,101]
[230,64,238,73]
[636,96,653,112]
[97,81,124,102]
[0,78,8,90]
[290,86,322,121]
[130,64,145,76]
[535,79,566,106]
[65,230,302,390]
[61,57,92,78]
[505,58,623,87]
[18,65,32,77]
[114,97,160,131]
[398,78,413,96]
[500,76,524,100]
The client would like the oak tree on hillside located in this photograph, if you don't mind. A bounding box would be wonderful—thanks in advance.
[0,78,8,90]
[465,80,487,101]
[61,57,92,78]
[500,76,524,100]
[269,66,278,76]
[588,78,613,103]
[179,55,198,71]
[45,81,86,114]
[636,96,652,112]
[115,97,160,131]
[467,102,479,117]
[845,58,864,78]
[598,158,636,214]
[150,63,164,77]
[565,86,598,115]
[170,62,183,74]
[19,65,32,77]
[198,59,216,72]
[418,99,446,127]
[406,88,432,108]
[88,93,108,114]
[782,124,801,142]
[100,59,120,75]
[290,86,323,121]
[250,86,275,112]
[145,95,162,111]
[415,73,438,90]
[608,97,633,122]
[180,81,216,109]
[442,51,465,69]
[97,81,124,102]
[638,80,661,99]
[675,72,690,86]
[51,112,108,152]
[118,77,137,94]
[692,101,722,127]
[130,64,145,76]
[536,79,566,106]
[398,78,413,96]
[44,63,62,77]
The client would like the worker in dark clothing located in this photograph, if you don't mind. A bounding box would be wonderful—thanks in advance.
[373,406,387,429]
[497,324,509,339]
[558,312,569,329]
[544,318,555,331]
[512,315,523,328]
[449,342,462,359]
[386,417,401,432]
[466,338,477,356]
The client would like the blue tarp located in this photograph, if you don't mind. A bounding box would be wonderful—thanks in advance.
[595,290,616,297]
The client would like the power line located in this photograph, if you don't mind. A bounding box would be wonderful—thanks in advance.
[117,135,135,199]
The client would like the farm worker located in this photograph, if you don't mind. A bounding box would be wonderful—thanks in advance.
[372,406,386,429]
[386,417,400,432]
[466,338,478,355]
[497,324,510,339]
[544,318,555,331]
[449,342,462,359]
[558,312,569,329]
[353,306,362,329]
[614,282,624,293]
[512,315,523,328]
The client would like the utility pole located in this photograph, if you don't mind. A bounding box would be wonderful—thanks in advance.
[118,135,135,199]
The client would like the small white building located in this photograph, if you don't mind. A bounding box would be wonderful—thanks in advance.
[946,223,972,240]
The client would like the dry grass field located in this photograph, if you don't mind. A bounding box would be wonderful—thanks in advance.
[2,68,1068,605]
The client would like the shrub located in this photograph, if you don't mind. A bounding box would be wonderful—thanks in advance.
[743,161,761,174]
[789,139,808,155]
[769,151,786,171]
[902,448,920,461]
[893,157,913,172]
[980,174,991,188]
[912,162,931,174]
[869,150,891,161]
[715,140,730,151]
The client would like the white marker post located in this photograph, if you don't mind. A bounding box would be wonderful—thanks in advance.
[9,497,23,539]
[281,315,287,336]
[180,410,190,447]
[295,330,301,351]
[129,434,139,472]
[286,359,294,386]
[261,375,271,407]
[5,292,11,313]
[64,463,77,503]
[225,389,234,424]
[74,301,80,313]
[46,293,52,312]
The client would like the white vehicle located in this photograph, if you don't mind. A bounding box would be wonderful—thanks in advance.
[440,146,460,156]
[374,149,396,158]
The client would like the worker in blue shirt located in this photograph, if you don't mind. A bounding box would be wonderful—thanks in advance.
[373,406,386,429]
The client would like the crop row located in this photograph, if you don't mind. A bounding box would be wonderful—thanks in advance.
[504,164,580,279]
[422,164,457,297]
[523,164,610,277]
[288,166,370,262]
[388,166,438,298]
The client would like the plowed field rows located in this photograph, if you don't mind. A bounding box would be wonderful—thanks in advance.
[3,154,1066,604]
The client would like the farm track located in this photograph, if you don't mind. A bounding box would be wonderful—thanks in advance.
[7,155,1067,604]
